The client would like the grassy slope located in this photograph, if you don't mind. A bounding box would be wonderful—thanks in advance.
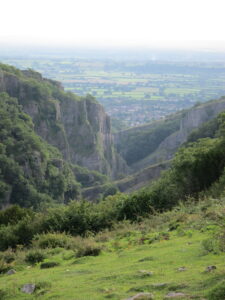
[1,199,225,300]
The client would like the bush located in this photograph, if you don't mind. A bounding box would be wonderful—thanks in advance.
[76,241,101,258]
[0,205,33,226]
[0,226,19,251]
[0,216,40,251]
[202,238,220,254]
[32,232,73,249]
[0,249,15,263]
[207,281,225,299]
[202,228,225,254]
[0,289,7,300]
[40,261,59,269]
[0,259,10,274]
[217,230,225,252]
[34,281,52,297]
[25,250,46,264]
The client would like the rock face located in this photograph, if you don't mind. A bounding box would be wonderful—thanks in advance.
[59,94,127,177]
[0,65,127,178]
[131,98,225,171]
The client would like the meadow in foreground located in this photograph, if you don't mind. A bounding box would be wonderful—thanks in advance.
[1,198,225,300]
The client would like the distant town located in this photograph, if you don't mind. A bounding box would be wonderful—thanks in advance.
[2,57,225,129]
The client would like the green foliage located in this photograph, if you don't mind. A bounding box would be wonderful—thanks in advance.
[1,198,225,299]
[0,214,42,250]
[2,63,225,255]
[73,165,108,188]
[125,137,225,216]
[40,261,60,269]
[25,249,46,264]
[0,259,10,273]
[0,249,15,264]
[116,115,181,165]
[0,205,33,226]
[187,117,219,143]
[32,233,74,249]
[76,241,101,258]
[1,125,225,247]
[0,62,22,77]
[0,93,80,208]
[202,227,225,255]
[207,281,225,299]
[0,289,7,300]
[102,183,118,198]
[35,281,52,297]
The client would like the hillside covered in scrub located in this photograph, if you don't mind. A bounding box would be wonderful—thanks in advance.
[0,92,80,208]
[1,62,225,213]
[2,62,225,205]
[0,63,129,208]
[0,63,127,179]
[1,62,225,299]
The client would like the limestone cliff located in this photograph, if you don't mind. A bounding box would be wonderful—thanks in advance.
[131,98,225,171]
[0,92,80,208]
[0,64,127,178]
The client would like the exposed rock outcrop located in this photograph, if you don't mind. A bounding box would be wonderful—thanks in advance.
[0,65,128,179]
[131,98,225,171]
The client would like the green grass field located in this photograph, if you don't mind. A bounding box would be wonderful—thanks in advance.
[1,198,225,299]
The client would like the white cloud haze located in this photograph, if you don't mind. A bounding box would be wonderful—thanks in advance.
[1,0,225,50]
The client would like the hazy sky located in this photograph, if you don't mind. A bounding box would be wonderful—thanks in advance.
[1,0,225,50]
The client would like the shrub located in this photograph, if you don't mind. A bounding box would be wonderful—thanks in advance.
[0,259,10,274]
[40,261,59,269]
[35,281,52,289]
[0,216,39,251]
[0,226,19,251]
[25,250,46,264]
[76,241,101,258]
[0,249,15,263]
[35,281,52,297]
[0,205,33,226]
[217,230,225,252]
[202,228,225,254]
[62,250,74,260]
[207,281,225,299]
[32,232,73,249]
[0,289,7,300]
[202,238,220,254]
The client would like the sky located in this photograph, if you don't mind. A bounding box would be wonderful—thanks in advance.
[1,0,225,50]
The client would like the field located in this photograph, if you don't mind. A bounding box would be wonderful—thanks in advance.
[2,57,225,128]
[1,199,225,300]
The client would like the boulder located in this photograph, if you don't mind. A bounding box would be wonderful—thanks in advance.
[6,269,16,275]
[126,292,154,300]
[138,270,153,277]
[205,265,216,272]
[165,292,186,298]
[21,284,36,294]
